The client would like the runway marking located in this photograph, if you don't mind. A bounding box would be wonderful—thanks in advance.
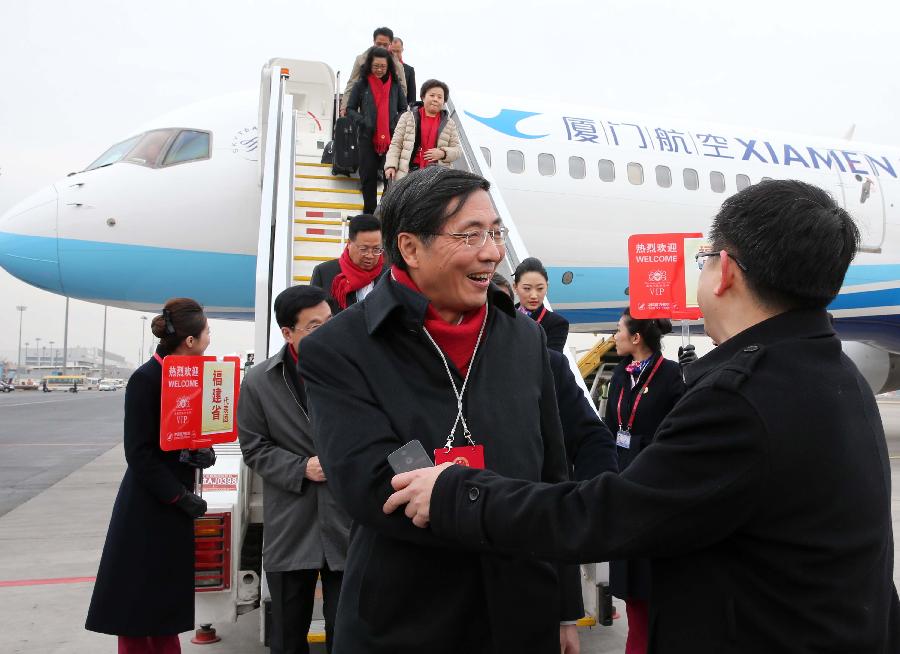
[0,442,115,447]
[0,576,95,588]
[0,396,112,408]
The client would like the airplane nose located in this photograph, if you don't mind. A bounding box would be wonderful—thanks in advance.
[0,184,64,293]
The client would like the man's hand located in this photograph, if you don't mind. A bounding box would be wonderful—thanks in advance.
[339,108,347,117]
[560,624,580,653]
[678,344,697,368]
[423,148,445,162]
[383,463,454,527]
[385,167,397,180]
[305,456,326,482]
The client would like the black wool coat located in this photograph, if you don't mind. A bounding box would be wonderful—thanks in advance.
[547,348,618,481]
[346,75,405,142]
[299,277,580,654]
[431,309,900,654]
[402,62,416,106]
[86,348,196,636]
[604,351,684,599]
[518,304,570,352]
[309,258,388,314]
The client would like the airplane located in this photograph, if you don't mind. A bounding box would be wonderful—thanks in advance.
[1,59,898,394]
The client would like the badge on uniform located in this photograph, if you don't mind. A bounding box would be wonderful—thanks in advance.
[616,429,632,449]
[434,444,485,469]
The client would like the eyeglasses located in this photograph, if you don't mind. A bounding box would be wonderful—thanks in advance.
[431,227,508,248]
[352,245,384,256]
[370,63,388,71]
[291,320,327,333]
[695,251,748,272]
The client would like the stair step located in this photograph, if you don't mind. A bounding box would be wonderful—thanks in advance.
[296,173,359,182]
[293,275,312,282]
[294,255,334,261]
[295,161,333,168]
[295,218,345,226]
[296,200,364,210]
[295,235,342,243]
[296,186,380,196]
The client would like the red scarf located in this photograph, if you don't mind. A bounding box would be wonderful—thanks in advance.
[367,73,393,154]
[287,342,298,364]
[415,108,441,170]
[391,265,487,375]
[331,245,384,309]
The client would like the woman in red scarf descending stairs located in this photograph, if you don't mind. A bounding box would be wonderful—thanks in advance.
[346,47,406,215]
[310,214,388,314]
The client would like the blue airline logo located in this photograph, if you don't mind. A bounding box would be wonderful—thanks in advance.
[463,109,549,139]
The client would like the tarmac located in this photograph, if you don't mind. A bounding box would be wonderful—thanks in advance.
[0,391,897,653]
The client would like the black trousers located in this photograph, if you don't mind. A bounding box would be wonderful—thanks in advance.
[267,565,343,654]
[357,137,388,215]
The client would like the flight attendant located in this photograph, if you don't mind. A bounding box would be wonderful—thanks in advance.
[86,297,215,654]
[605,309,684,654]
[513,257,569,352]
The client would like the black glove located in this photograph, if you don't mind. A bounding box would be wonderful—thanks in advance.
[179,447,216,469]
[678,344,698,367]
[174,490,207,518]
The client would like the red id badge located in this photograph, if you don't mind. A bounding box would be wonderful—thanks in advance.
[434,444,485,469]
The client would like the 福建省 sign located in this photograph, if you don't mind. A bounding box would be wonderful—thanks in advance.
[628,233,706,320]
[159,355,240,451]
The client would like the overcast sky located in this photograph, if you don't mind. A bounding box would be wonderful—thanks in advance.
[2,0,899,367]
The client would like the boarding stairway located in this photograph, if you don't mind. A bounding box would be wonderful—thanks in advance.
[291,160,381,286]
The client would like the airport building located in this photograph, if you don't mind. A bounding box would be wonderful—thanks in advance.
[21,346,133,377]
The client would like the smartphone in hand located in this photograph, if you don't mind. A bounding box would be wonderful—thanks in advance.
[387,440,433,474]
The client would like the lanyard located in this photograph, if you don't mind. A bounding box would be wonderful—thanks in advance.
[421,308,489,452]
[617,355,664,432]
[535,307,548,324]
[153,352,164,365]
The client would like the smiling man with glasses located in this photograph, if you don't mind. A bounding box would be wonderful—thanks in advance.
[385,178,899,653]
[310,214,387,314]
[299,166,584,653]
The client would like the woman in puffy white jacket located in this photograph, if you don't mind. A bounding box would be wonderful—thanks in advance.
[385,79,461,181]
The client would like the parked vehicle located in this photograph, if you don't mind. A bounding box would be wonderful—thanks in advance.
[0,380,14,393]
[98,380,117,391]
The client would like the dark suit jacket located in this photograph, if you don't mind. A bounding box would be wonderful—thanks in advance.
[432,309,900,653]
[518,304,570,352]
[299,278,580,653]
[402,62,416,106]
[309,258,387,313]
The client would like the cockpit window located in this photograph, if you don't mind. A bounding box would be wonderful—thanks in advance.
[163,130,211,166]
[123,130,178,167]
[84,135,142,171]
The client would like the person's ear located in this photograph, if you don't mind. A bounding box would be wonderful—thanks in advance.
[713,250,738,297]
[397,233,424,270]
[184,335,195,350]
[281,326,293,343]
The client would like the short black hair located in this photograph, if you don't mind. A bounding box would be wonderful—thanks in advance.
[420,79,449,102]
[362,47,398,81]
[373,26,394,41]
[274,285,328,329]
[491,272,514,299]
[708,179,859,310]
[622,308,672,353]
[378,166,491,270]
[513,257,548,284]
[348,214,381,240]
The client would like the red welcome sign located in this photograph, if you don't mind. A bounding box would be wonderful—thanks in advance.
[159,355,241,451]
[628,233,705,320]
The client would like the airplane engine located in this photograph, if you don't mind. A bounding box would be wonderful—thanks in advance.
[841,341,900,395]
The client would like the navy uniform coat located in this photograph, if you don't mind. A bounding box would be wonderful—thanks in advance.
[86,348,196,636]
[603,351,684,600]
[431,310,900,653]
[518,304,570,352]
[299,278,580,653]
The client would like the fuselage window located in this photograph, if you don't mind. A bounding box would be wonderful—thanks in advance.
[683,168,699,190]
[163,130,211,166]
[656,165,672,188]
[480,147,492,167]
[538,153,556,176]
[569,156,586,179]
[598,159,615,182]
[710,171,726,193]
[507,150,525,174]
[84,134,142,171]
[627,162,644,185]
[123,129,177,167]
[735,174,751,191]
